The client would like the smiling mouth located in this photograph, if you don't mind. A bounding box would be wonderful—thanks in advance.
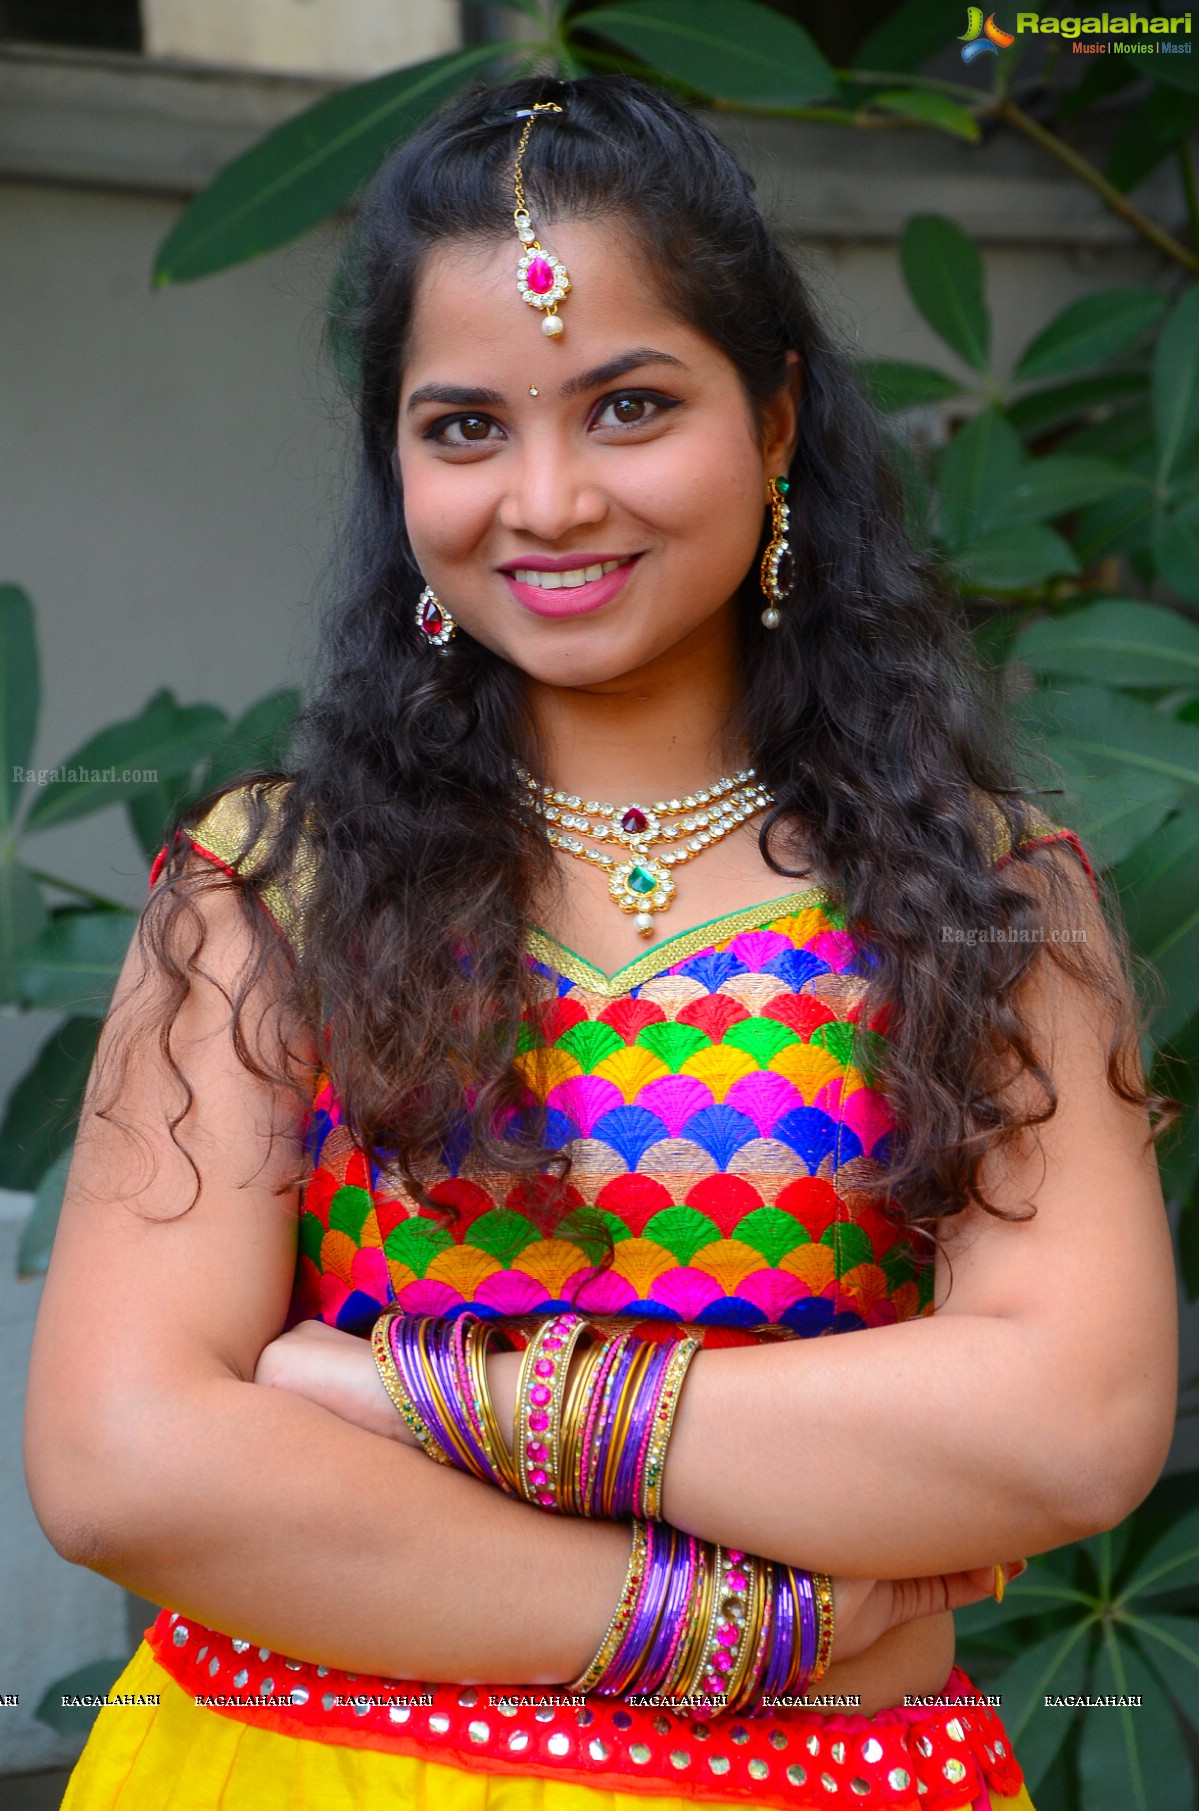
[508,558,631,590]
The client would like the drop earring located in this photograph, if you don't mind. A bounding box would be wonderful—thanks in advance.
[759,476,793,629]
[416,584,457,648]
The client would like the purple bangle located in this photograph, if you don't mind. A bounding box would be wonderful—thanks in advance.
[628,1341,673,1515]
[793,1568,819,1692]
[608,1343,653,1516]
[601,1517,675,1697]
[639,1526,698,1694]
[390,1316,457,1464]
[758,1565,795,1703]
[596,1337,642,1517]
[580,1334,632,1514]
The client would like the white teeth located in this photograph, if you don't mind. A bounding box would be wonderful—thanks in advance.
[512,559,627,588]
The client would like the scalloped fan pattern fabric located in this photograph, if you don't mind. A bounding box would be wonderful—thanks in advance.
[289,900,934,1345]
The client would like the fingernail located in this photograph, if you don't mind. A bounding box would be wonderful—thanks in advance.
[993,1563,1005,1603]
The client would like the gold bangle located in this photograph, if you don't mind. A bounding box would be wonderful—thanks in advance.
[370,1312,453,1465]
[728,1555,769,1713]
[639,1336,700,1520]
[465,1318,520,1495]
[558,1339,603,1515]
[568,1520,648,1695]
[811,1572,835,1682]
[663,1537,718,1699]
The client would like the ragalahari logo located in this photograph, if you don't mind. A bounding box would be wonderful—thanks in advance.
[960,8,1017,57]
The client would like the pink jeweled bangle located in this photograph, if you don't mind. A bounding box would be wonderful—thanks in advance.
[515,1312,588,1510]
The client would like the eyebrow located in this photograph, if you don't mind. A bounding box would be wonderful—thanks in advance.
[404,348,688,414]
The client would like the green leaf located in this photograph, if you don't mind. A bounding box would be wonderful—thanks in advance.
[994,455,1130,529]
[1072,477,1159,566]
[1025,684,1199,793]
[16,1147,73,1278]
[200,687,302,792]
[953,525,1079,592]
[154,46,500,285]
[0,1015,97,1191]
[1061,401,1155,465]
[1153,502,1199,606]
[35,1658,135,1732]
[1154,53,1199,96]
[0,858,48,969]
[23,691,228,833]
[1,908,134,1016]
[0,583,39,836]
[856,358,965,412]
[1125,1612,1199,1727]
[900,214,990,373]
[1013,599,1199,688]
[1014,290,1168,384]
[1008,371,1149,441]
[1031,745,1179,868]
[1154,287,1199,482]
[989,1622,1094,1792]
[1077,1628,1192,1811]
[575,1,834,105]
[869,89,980,141]
[1107,85,1199,194]
[936,407,1025,550]
[1120,1504,1199,1599]
[852,0,956,72]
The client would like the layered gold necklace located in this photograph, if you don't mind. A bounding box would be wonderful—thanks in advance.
[518,767,774,939]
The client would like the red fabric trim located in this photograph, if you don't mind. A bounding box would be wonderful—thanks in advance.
[148,1610,1025,1808]
[148,832,296,963]
[999,828,1097,894]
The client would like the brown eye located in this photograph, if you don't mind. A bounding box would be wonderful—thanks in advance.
[612,396,647,424]
[459,416,492,441]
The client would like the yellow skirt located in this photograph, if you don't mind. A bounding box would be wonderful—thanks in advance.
[63,1644,1038,1811]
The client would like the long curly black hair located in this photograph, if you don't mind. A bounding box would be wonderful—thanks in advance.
[100,72,1159,1255]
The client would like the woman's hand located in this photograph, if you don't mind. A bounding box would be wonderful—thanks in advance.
[254,1321,417,1445]
[827,1561,1027,1668]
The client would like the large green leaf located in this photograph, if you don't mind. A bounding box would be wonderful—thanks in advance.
[1154,52,1199,96]
[0,858,48,971]
[857,358,966,412]
[852,0,956,72]
[1030,746,1179,869]
[953,525,1078,592]
[0,1015,98,1191]
[900,214,990,373]
[576,1,834,104]
[1154,287,1199,482]
[1119,1504,1199,1599]
[1077,1630,1193,1811]
[988,1622,1093,1792]
[0,584,39,836]
[1125,1612,1199,1727]
[869,89,980,141]
[16,1147,73,1279]
[994,455,1129,529]
[1107,85,1199,194]
[1008,371,1148,442]
[936,407,1024,550]
[1072,476,1158,566]
[201,687,301,791]
[154,46,501,285]
[35,1658,135,1733]
[1153,501,1199,606]
[1024,683,1199,791]
[1014,290,1167,384]
[1,908,134,1015]
[23,691,228,833]
[1013,599,1199,688]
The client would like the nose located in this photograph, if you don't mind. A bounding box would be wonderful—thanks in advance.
[496,439,608,543]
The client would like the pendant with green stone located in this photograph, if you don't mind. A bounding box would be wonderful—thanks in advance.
[609,857,676,938]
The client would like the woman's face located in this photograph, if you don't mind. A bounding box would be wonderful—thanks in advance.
[397,217,797,690]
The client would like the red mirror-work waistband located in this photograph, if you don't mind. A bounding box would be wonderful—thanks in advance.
[149,1608,1025,1809]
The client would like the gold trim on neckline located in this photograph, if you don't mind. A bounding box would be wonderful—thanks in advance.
[524,886,834,997]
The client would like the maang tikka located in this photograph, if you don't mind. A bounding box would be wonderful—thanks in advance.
[510,103,570,338]
[759,476,793,629]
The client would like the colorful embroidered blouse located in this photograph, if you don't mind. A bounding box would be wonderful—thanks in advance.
[139,783,1080,1809]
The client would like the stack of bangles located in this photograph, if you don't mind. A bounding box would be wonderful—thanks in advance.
[371,1307,835,1710]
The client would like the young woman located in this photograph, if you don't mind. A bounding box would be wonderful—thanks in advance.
[26,73,1177,1811]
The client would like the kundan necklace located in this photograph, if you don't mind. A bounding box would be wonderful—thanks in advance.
[518,767,774,939]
